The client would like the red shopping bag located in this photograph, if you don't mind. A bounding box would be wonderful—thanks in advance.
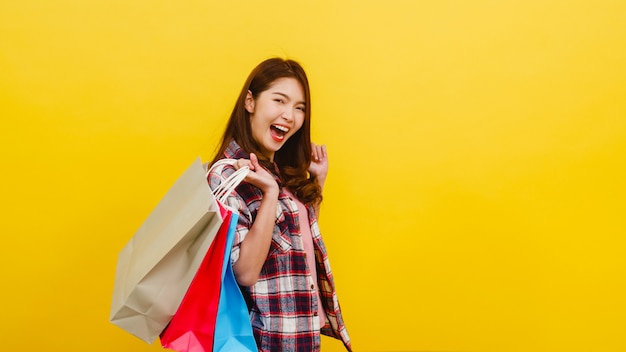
[159,203,232,351]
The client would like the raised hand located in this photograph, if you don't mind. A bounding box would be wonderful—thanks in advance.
[235,153,279,195]
[308,143,328,184]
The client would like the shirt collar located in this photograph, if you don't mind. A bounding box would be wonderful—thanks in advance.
[224,139,250,159]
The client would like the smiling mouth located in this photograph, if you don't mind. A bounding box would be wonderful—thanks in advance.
[270,124,289,142]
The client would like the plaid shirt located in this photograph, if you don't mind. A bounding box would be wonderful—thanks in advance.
[208,140,351,352]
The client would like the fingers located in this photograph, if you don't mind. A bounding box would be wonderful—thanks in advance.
[311,143,319,161]
[311,143,327,162]
[320,144,327,160]
[249,153,260,171]
[234,153,278,194]
[234,153,264,174]
[235,157,254,171]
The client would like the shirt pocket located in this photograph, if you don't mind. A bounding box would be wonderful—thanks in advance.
[269,203,292,255]
[270,228,292,255]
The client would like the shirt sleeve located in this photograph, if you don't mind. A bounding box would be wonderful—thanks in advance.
[207,165,251,264]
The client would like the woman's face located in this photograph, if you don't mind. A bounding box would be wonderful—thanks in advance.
[246,77,306,161]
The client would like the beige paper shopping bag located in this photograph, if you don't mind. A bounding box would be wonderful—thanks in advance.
[110,157,223,343]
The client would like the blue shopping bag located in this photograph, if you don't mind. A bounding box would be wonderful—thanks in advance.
[213,211,258,351]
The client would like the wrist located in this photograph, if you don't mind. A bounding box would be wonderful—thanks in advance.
[313,175,326,187]
[262,185,280,198]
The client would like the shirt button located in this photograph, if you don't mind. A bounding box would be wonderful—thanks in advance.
[313,311,318,316]
[310,284,315,290]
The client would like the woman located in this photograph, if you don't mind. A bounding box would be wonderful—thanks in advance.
[208,58,351,352]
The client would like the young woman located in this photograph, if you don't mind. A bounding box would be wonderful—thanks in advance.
[208,58,351,352]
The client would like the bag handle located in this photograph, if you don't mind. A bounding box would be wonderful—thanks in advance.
[206,159,250,204]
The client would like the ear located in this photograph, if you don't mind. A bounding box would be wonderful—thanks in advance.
[244,90,255,113]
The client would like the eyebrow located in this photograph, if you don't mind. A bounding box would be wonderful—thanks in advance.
[271,91,306,106]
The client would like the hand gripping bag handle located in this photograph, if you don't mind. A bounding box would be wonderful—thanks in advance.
[206,159,250,204]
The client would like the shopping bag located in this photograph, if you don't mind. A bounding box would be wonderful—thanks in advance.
[213,211,257,352]
[160,160,257,352]
[110,158,223,343]
[159,204,232,351]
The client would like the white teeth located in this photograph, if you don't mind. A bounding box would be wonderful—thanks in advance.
[273,125,289,132]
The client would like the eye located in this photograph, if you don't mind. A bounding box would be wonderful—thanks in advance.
[296,106,305,112]
[274,98,284,104]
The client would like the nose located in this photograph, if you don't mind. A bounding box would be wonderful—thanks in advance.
[281,109,294,122]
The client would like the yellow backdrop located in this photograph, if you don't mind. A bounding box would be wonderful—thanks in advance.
[1,0,625,351]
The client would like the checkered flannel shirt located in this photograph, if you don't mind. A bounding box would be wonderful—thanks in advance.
[208,140,352,352]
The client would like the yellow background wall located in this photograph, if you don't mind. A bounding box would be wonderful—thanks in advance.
[1,1,625,351]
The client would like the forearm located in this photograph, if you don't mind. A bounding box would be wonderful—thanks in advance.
[232,189,279,286]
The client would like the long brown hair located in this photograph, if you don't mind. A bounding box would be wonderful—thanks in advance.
[211,58,321,206]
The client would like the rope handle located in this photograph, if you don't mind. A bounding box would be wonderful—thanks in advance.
[205,159,250,204]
